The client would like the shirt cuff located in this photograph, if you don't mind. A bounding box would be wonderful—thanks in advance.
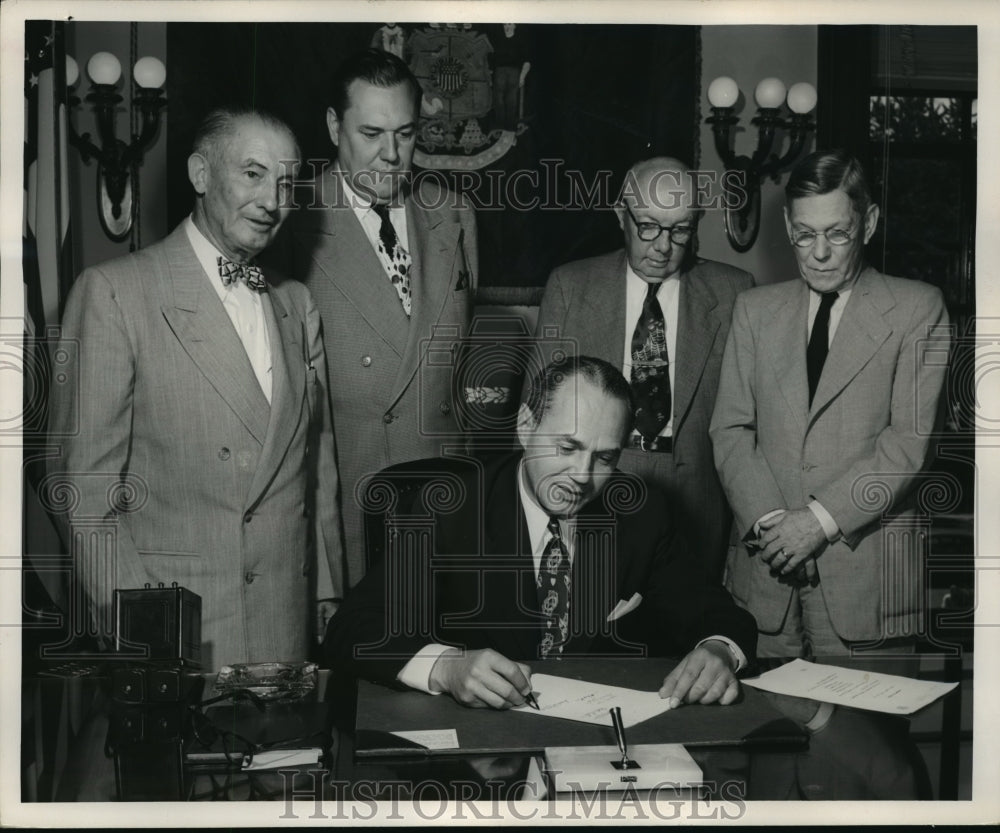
[750,508,786,539]
[696,636,747,673]
[805,701,836,733]
[807,500,841,542]
[396,644,454,694]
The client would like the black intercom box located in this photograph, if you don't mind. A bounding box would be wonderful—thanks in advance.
[114,584,202,666]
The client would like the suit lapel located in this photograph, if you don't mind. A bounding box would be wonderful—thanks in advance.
[159,229,270,444]
[809,268,894,421]
[763,279,811,435]
[566,493,627,656]
[388,197,462,403]
[302,173,409,357]
[577,252,627,366]
[673,269,720,436]
[246,288,305,509]
[482,455,544,660]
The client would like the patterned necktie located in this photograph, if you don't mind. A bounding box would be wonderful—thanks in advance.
[217,256,267,292]
[630,281,671,443]
[372,203,412,316]
[807,291,838,405]
[538,516,571,658]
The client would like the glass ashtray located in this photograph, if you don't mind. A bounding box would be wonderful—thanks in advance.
[214,661,318,702]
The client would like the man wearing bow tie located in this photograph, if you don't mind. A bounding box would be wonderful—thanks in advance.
[47,108,343,670]
[271,48,478,603]
[324,356,756,709]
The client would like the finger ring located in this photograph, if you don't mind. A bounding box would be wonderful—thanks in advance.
[778,548,786,557]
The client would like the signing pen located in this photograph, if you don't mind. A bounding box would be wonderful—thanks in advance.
[610,706,628,764]
[525,691,541,710]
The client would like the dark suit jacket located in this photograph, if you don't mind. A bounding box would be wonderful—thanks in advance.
[535,250,754,582]
[271,172,478,596]
[323,452,757,685]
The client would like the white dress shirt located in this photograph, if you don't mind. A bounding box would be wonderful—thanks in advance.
[397,462,745,693]
[622,264,679,439]
[185,216,272,403]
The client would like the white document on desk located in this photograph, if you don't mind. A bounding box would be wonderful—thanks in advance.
[514,674,672,728]
[743,658,958,715]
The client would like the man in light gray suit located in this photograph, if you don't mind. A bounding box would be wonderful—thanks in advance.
[710,149,950,657]
[535,158,753,583]
[274,49,478,599]
[48,108,342,670]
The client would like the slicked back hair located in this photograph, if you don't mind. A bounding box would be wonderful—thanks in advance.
[191,106,300,163]
[785,149,873,217]
[328,48,422,120]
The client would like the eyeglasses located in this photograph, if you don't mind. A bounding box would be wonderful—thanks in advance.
[624,204,695,244]
[789,226,858,248]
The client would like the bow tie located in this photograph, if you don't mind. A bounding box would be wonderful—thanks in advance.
[217,256,267,292]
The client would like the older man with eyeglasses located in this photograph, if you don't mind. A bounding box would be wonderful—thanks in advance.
[710,149,951,658]
[535,157,754,585]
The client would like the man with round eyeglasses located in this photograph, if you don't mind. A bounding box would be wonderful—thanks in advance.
[710,149,951,658]
[535,158,754,586]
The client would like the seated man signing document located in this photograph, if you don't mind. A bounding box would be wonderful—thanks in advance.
[324,357,757,708]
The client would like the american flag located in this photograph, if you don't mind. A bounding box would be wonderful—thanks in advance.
[23,19,75,658]
[24,20,73,347]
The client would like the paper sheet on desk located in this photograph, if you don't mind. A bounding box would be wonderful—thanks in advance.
[513,674,672,727]
[743,659,958,715]
[243,748,322,770]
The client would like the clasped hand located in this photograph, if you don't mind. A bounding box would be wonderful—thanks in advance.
[429,643,739,710]
[754,508,827,581]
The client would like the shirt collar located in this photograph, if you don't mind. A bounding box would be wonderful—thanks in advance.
[809,285,853,304]
[185,215,265,305]
[625,261,680,290]
[338,166,375,211]
[517,459,558,555]
[185,216,229,284]
[338,165,407,207]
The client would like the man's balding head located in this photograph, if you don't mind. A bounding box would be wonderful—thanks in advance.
[626,157,699,211]
[616,157,701,282]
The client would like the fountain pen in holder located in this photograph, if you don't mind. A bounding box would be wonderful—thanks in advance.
[609,706,640,770]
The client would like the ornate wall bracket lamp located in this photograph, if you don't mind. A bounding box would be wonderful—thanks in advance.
[66,52,166,241]
[705,76,816,252]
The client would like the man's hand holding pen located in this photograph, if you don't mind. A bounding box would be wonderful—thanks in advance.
[427,642,740,711]
[428,648,535,709]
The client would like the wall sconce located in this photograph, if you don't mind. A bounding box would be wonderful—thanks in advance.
[66,51,167,242]
[705,76,816,252]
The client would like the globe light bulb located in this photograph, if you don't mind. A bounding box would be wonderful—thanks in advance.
[133,56,166,90]
[87,51,122,86]
[787,82,818,115]
[66,55,79,87]
[707,76,739,109]
[754,77,787,109]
